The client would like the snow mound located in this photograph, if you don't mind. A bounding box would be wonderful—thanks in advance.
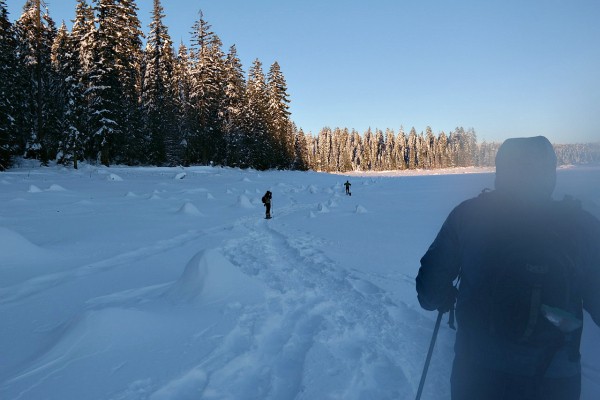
[242,177,252,183]
[309,211,317,218]
[166,249,265,304]
[28,185,42,193]
[308,185,318,194]
[0,227,47,266]
[174,172,186,180]
[327,198,339,208]
[125,191,138,198]
[177,202,203,217]
[318,203,329,213]
[206,193,215,200]
[236,195,254,209]
[107,173,123,181]
[355,205,368,214]
[226,188,234,195]
[47,184,66,191]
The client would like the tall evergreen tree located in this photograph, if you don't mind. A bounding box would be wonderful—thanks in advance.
[187,12,228,165]
[69,0,96,164]
[113,0,144,163]
[14,0,57,165]
[173,42,193,165]
[223,44,247,167]
[292,128,309,170]
[267,61,292,168]
[0,0,18,169]
[89,0,122,166]
[245,58,270,169]
[72,0,95,77]
[51,22,84,168]
[407,127,418,169]
[142,0,177,165]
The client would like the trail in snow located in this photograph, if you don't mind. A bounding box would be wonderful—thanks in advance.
[177,204,452,399]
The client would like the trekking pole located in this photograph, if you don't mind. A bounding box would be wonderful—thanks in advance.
[415,310,443,400]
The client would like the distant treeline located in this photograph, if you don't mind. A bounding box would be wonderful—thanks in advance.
[0,1,597,172]
[299,127,600,172]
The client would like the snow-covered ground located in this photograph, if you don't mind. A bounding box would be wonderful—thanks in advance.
[1,162,599,400]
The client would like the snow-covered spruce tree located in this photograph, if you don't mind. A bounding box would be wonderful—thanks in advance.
[205,34,228,165]
[0,0,18,170]
[14,0,58,165]
[245,58,270,169]
[314,127,330,172]
[88,0,122,166]
[360,128,373,170]
[330,128,342,171]
[223,44,248,167]
[113,0,144,164]
[69,0,96,164]
[339,128,352,172]
[422,126,436,169]
[347,128,360,171]
[436,131,450,168]
[395,127,407,170]
[72,0,95,78]
[406,127,418,169]
[266,61,293,169]
[51,22,85,169]
[142,0,178,165]
[292,127,309,170]
[188,12,227,166]
[173,42,194,165]
[373,129,385,170]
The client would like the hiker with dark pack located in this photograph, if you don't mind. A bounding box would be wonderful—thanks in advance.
[262,190,272,219]
[416,136,600,400]
[344,180,351,196]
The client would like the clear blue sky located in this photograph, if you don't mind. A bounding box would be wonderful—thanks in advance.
[6,0,600,144]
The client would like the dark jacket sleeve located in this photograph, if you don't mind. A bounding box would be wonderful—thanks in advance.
[581,211,600,327]
[416,205,463,311]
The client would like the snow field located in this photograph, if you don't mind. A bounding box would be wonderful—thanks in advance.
[0,162,598,400]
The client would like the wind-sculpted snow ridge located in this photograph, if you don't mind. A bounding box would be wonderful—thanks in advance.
[0,227,52,270]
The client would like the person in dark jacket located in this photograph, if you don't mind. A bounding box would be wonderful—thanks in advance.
[262,190,272,219]
[416,136,600,400]
[344,180,352,196]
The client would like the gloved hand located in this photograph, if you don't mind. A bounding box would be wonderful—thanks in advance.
[437,285,458,313]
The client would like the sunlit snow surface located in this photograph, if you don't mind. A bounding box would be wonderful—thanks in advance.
[1,162,599,400]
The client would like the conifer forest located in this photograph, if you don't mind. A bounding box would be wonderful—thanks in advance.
[1,0,598,172]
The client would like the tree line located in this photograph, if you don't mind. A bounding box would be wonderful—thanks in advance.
[297,127,599,172]
[1,1,597,172]
[0,0,295,171]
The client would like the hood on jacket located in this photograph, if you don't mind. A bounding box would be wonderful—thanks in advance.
[494,136,557,200]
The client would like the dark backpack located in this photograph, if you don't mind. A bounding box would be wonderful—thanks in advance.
[485,210,581,347]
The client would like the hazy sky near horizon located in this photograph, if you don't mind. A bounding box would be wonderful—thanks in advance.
[6,0,600,144]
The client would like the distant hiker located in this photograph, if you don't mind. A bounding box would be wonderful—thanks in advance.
[416,136,600,400]
[344,180,351,196]
[262,190,272,219]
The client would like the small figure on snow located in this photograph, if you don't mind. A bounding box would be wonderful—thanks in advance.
[344,180,352,196]
[262,190,272,219]
[416,136,600,400]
